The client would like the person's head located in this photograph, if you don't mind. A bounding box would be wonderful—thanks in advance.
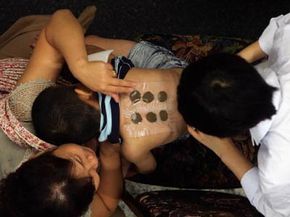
[32,85,100,146]
[177,53,277,137]
[0,143,99,217]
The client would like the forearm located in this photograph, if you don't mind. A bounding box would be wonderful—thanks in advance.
[237,41,267,63]
[218,140,253,180]
[98,152,123,208]
[90,150,123,217]
[187,127,254,181]
[45,9,88,78]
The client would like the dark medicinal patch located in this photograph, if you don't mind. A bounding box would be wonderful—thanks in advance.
[159,110,168,121]
[130,90,141,103]
[142,91,154,103]
[158,91,168,102]
[131,112,142,124]
[146,112,157,122]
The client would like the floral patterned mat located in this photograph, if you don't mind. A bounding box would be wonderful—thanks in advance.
[137,190,262,217]
[139,34,253,63]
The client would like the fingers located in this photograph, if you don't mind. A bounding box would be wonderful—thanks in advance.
[187,125,198,137]
[102,91,120,103]
[105,85,135,94]
[187,125,204,144]
[110,93,120,103]
[99,77,135,94]
[110,78,136,88]
[88,61,137,95]
[112,70,117,77]
[96,77,135,94]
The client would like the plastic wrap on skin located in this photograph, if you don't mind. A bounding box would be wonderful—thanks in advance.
[120,80,182,138]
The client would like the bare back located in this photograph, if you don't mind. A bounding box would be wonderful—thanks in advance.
[119,67,186,156]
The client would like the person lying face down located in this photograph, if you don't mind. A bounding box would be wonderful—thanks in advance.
[32,35,188,174]
[0,142,123,217]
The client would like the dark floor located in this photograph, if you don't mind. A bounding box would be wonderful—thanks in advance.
[0,1,290,39]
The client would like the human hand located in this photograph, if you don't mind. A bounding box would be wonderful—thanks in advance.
[100,141,121,158]
[237,41,266,63]
[187,125,234,158]
[76,60,135,102]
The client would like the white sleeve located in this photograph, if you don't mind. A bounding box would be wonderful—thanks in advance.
[241,167,287,217]
[241,161,290,216]
[259,13,290,55]
[242,128,290,217]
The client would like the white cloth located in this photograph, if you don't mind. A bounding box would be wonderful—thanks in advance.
[242,13,290,217]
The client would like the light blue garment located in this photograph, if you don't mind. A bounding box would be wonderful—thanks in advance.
[98,93,113,142]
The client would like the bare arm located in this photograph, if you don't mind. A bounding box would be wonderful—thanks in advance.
[187,126,253,181]
[216,139,253,180]
[19,9,134,100]
[237,41,267,64]
[122,143,157,174]
[90,142,123,217]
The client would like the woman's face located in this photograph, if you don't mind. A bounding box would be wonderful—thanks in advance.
[52,143,100,191]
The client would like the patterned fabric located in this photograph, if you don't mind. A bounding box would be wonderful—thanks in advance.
[129,34,257,189]
[0,58,27,97]
[8,79,55,122]
[140,34,253,63]
[137,190,263,217]
[0,58,54,151]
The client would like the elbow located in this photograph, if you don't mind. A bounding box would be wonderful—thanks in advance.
[122,144,156,174]
[51,9,73,19]
[45,9,74,41]
[122,145,142,165]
